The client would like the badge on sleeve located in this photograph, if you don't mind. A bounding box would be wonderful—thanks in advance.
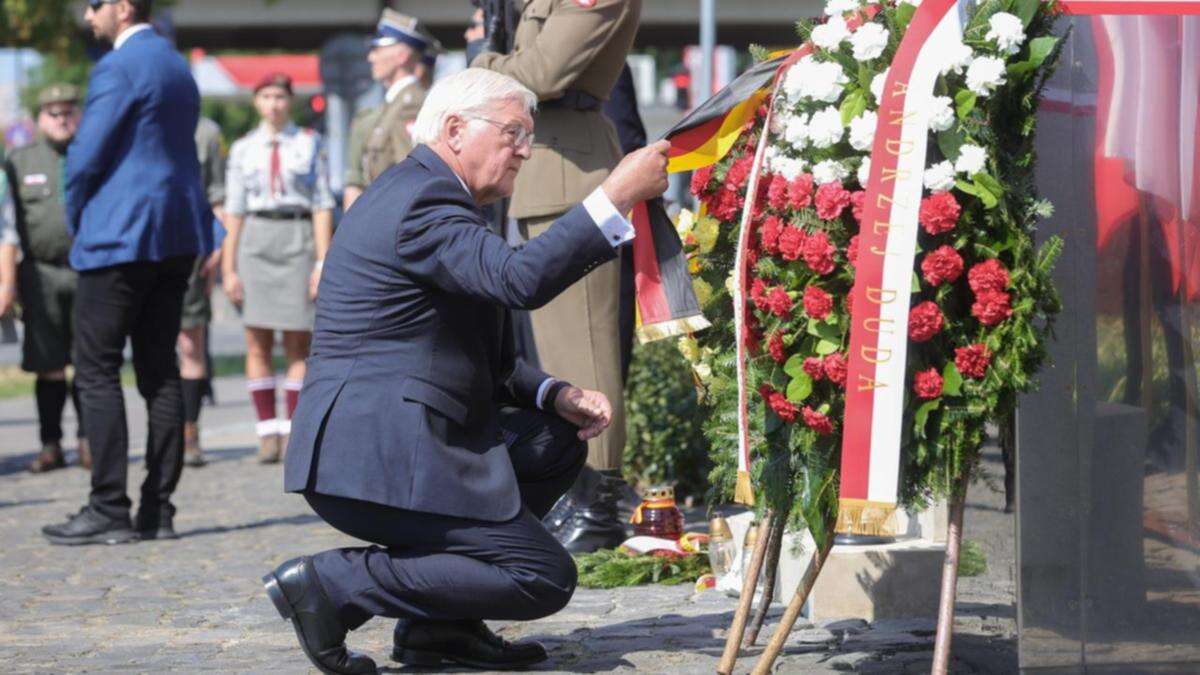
[23,174,48,186]
[574,0,597,7]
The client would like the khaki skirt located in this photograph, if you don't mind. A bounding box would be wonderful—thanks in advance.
[237,214,315,331]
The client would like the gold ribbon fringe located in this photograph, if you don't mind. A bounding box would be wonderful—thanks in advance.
[835,498,897,536]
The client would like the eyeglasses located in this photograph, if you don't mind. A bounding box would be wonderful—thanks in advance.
[461,114,535,150]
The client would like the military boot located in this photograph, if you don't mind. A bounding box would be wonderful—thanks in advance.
[29,441,66,473]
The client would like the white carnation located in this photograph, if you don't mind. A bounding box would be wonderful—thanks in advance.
[784,112,810,150]
[849,22,889,62]
[927,95,955,132]
[812,15,850,50]
[986,12,1026,55]
[785,56,849,104]
[848,110,877,151]
[763,145,782,172]
[966,55,1007,95]
[824,0,860,16]
[923,160,957,192]
[806,106,845,149]
[774,156,807,182]
[955,144,987,175]
[870,68,889,100]
[939,42,975,76]
[769,108,790,135]
[813,159,850,185]
[857,156,871,186]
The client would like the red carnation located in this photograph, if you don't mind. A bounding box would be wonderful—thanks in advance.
[760,215,784,255]
[747,245,760,269]
[768,331,787,364]
[918,191,961,236]
[823,352,848,387]
[847,235,860,268]
[850,190,866,224]
[908,301,944,343]
[726,155,754,191]
[766,286,793,318]
[787,173,815,210]
[972,289,1013,326]
[802,230,837,275]
[803,356,826,381]
[913,368,944,399]
[710,188,743,221]
[778,226,806,261]
[968,258,1010,294]
[803,286,834,320]
[955,343,992,379]
[921,245,965,286]
[802,406,835,434]
[750,277,769,312]
[814,181,853,221]
[690,165,714,198]
[760,386,798,423]
[767,173,790,211]
[744,326,761,354]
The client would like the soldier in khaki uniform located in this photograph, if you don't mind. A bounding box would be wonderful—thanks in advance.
[343,10,443,210]
[176,116,227,467]
[0,84,89,472]
[473,0,642,552]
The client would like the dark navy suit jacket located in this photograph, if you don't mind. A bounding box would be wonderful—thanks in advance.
[65,28,213,271]
[284,145,617,521]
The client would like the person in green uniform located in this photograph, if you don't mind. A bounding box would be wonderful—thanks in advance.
[342,9,443,211]
[473,0,642,553]
[175,116,226,468]
[1,84,89,473]
[341,105,381,211]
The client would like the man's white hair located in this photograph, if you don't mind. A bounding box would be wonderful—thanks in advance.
[411,68,537,145]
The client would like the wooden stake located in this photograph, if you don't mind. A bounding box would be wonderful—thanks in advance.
[716,516,773,675]
[749,527,836,675]
[745,514,787,646]
[932,467,972,675]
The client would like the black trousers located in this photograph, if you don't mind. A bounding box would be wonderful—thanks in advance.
[306,406,587,631]
[74,256,194,520]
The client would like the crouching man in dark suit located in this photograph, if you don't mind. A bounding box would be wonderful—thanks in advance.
[261,67,670,674]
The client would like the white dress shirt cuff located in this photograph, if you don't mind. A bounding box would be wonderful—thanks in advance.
[583,187,635,248]
[536,378,558,410]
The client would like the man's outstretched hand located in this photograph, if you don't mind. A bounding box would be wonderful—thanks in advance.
[554,386,613,441]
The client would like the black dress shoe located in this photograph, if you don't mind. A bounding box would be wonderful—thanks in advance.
[135,506,178,541]
[263,557,377,675]
[543,467,628,554]
[392,618,547,670]
[42,506,138,546]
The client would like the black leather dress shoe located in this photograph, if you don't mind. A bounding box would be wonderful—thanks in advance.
[135,506,178,541]
[542,467,628,554]
[263,557,377,675]
[392,618,547,670]
[42,506,137,546]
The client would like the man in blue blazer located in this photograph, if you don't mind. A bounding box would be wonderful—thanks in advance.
[42,0,213,546]
[261,68,669,673]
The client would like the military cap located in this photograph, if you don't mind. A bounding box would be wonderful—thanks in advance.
[253,72,293,95]
[36,83,80,110]
[371,9,444,65]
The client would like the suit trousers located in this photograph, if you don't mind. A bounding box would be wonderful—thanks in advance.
[74,256,194,520]
[521,215,625,470]
[307,406,587,631]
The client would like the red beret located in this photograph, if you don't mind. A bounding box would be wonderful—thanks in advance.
[253,72,293,95]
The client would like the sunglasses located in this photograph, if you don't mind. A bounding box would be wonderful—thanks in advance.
[87,0,119,10]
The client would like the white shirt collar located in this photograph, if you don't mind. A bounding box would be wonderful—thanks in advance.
[114,23,153,50]
[385,75,419,104]
[256,121,297,141]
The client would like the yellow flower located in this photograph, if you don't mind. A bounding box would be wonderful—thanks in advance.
[694,362,713,383]
[692,278,713,308]
[688,255,703,276]
[678,336,701,364]
[725,271,736,297]
[693,212,719,254]
[675,209,696,240]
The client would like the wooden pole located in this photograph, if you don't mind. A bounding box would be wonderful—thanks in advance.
[745,514,787,646]
[716,516,773,675]
[748,527,836,675]
[931,467,972,675]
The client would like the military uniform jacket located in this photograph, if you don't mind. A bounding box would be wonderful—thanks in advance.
[195,117,226,208]
[473,0,642,219]
[361,78,427,186]
[4,137,71,265]
[344,106,382,190]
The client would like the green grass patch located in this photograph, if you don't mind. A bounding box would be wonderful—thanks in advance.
[958,539,987,577]
[575,549,711,589]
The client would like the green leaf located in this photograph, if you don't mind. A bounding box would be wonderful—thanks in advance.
[783,353,807,378]
[937,129,966,162]
[954,89,977,120]
[972,178,999,209]
[1013,0,1039,27]
[1008,37,1058,78]
[816,338,840,355]
[840,89,868,125]
[914,399,941,438]
[911,271,922,294]
[955,179,982,198]
[942,362,963,397]
[895,1,916,31]
[974,172,1004,209]
[787,372,814,403]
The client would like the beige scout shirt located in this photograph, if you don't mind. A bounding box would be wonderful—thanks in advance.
[472,0,641,219]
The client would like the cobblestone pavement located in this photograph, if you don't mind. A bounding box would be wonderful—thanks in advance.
[0,372,1016,673]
